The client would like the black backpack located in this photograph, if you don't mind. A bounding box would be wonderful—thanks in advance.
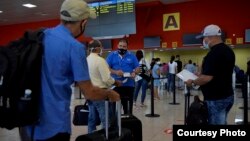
[186,95,208,125]
[0,29,44,129]
[139,64,151,82]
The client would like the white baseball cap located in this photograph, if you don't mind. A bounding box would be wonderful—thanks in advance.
[196,24,222,39]
[60,0,96,21]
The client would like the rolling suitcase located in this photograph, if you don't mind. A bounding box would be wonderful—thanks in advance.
[121,114,142,141]
[120,100,142,141]
[75,101,132,141]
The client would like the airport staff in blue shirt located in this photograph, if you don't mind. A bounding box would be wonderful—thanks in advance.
[21,0,120,141]
[106,39,140,114]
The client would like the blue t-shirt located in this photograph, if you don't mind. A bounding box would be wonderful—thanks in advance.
[152,64,160,79]
[106,51,139,87]
[32,24,90,140]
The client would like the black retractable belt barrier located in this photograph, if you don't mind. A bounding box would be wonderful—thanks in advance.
[145,77,160,118]
[169,75,180,105]
[237,74,250,125]
[184,84,191,125]
[242,74,250,125]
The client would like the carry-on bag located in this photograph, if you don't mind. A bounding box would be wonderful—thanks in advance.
[73,101,100,126]
[184,84,208,125]
[75,100,132,141]
[121,114,142,141]
[121,100,142,141]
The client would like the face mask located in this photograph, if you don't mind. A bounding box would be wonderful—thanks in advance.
[118,49,127,55]
[74,21,86,38]
[98,48,103,56]
[157,61,161,64]
[203,40,209,49]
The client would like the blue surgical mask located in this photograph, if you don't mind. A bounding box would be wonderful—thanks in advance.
[203,40,209,49]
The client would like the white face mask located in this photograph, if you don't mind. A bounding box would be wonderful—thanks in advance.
[98,48,103,56]
[157,61,161,64]
[203,40,209,49]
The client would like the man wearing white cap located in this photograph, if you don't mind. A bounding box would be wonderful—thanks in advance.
[186,24,235,125]
[21,0,120,140]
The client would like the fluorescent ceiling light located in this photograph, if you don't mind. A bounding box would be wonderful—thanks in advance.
[22,3,37,8]
[36,12,48,16]
[93,35,125,39]
[0,11,3,13]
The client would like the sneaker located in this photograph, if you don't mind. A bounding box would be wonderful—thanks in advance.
[133,102,136,106]
[154,97,160,100]
[140,103,147,107]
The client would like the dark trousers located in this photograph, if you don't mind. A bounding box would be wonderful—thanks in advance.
[113,86,134,114]
[37,133,70,141]
[20,128,70,141]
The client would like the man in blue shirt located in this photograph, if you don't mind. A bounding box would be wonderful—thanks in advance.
[22,0,120,140]
[106,39,139,114]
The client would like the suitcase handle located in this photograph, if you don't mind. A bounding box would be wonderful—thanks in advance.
[105,100,122,139]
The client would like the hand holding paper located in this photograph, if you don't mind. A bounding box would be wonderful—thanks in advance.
[177,69,199,89]
[110,78,128,89]
[176,69,198,81]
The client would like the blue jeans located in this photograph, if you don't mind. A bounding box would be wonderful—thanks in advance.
[88,100,111,133]
[205,95,234,125]
[167,73,175,92]
[134,78,148,104]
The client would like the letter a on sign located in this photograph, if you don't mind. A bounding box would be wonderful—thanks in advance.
[163,12,180,31]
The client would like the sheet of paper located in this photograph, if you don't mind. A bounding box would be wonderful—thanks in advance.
[176,69,198,82]
[123,72,131,77]
[177,69,200,89]
[110,78,128,89]
[135,75,142,82]
[122,78,128,83]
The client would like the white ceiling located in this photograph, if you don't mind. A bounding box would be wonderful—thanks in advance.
[0,0,190,26]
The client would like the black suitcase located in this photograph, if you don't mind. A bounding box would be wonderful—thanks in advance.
[120,99,142,141]
[75,127,132,141]
[75,101,132,141]
[121,114,142,141]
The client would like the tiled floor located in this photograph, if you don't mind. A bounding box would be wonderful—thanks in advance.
[0,86,248,141]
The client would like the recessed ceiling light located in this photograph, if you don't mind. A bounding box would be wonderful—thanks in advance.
[22,3,37,8]
[0,11,3,13]
[36,12,48,16]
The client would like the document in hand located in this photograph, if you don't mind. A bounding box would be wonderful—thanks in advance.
[176,69,198,82]
[177,69,199,89]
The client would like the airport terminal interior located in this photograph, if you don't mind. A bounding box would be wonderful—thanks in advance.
[0,84,249,141]
[0,0,250,141]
